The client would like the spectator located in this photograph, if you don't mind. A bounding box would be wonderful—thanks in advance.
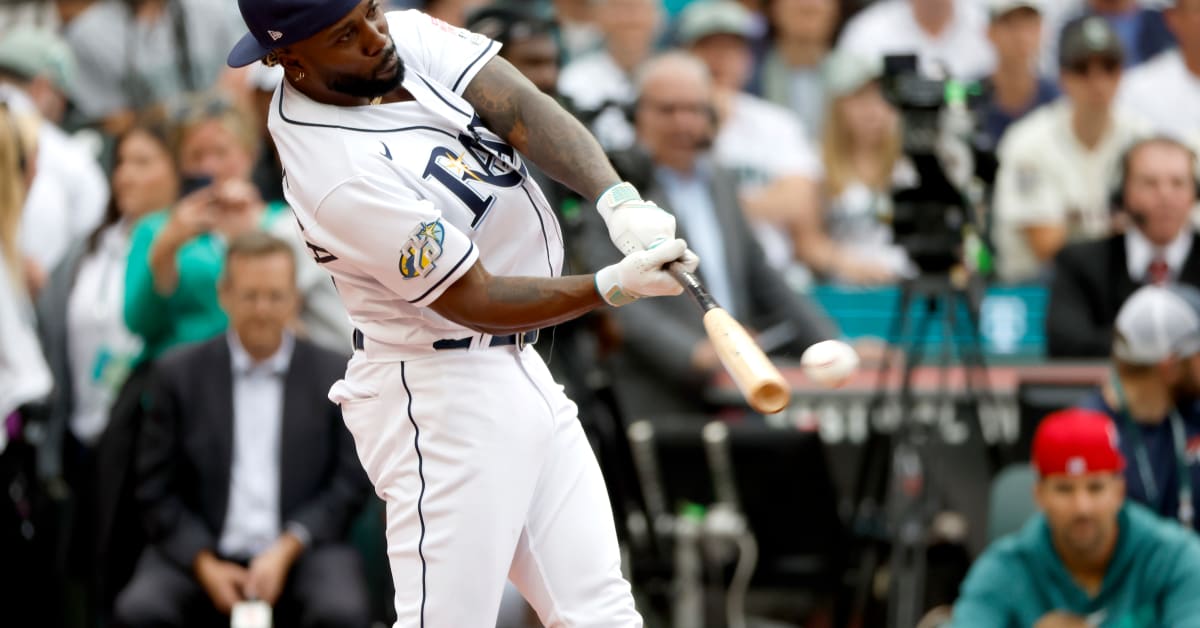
[0,30,109,293]
[63,0,243,134]
[1047,0,1175,72]
[991,16,1146,284]
[124,95,350,363]
[1118,0,1200,144]
[466,4,560,98]
[0,102,55,628]
[1076,284,1200,531]
[114,233,370,628]
[36,120,174,507]
[0,104,51,453]
[758,0,840,134]
[811,51,914,283]
[558,0,662,151]
[0,27,77,124]
[34,120,174,626]
[978,0,1059,150]
[837,0,994,81]
[679,0,824,277]
[0,0,93,35]
[950,408,1200,627]
[1047,137,1200,358]
[551,0,603,63]
[586,52,837,419]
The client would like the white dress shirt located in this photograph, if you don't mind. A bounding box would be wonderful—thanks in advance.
[218,331,294,558]
[1126,227,1193,284]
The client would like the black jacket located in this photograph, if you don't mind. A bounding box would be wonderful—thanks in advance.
[1046,232,1200,358]
[136,335,369,570]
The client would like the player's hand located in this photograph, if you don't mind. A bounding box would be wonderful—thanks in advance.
[194,551,248,615]
[244,533,303,605]
[596,182,677,255]
[595,238,696,306]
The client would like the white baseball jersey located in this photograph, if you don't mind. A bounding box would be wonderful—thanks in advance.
[268,10,564,350]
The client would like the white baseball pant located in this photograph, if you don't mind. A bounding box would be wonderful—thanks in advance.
[330,341,642,627]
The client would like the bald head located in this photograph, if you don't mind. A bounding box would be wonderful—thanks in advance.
[633,52,715,173]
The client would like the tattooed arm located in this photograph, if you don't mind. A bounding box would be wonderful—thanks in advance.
[463,56,620,203]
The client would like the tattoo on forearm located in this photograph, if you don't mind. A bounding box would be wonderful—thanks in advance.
[464,58,619,201]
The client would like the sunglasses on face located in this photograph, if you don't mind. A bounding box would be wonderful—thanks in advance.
[1066,57,1121,77]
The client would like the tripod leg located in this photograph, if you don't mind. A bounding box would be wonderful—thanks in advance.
[847,284,917,625]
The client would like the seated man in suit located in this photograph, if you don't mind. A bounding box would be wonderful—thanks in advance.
[114,233,371,628]
[1047,135,1200,358]
[584,51,838,420]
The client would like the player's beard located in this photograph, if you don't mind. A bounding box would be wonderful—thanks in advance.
[329,45,405,99]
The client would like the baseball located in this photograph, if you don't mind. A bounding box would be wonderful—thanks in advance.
[801,340,860,388]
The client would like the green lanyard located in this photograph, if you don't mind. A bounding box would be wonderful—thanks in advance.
[1110,371,1194,528]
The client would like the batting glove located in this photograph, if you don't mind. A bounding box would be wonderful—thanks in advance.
[596,182,677,255]
[595,238,697,307]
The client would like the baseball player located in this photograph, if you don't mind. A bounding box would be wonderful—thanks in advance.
[226,0,698,625]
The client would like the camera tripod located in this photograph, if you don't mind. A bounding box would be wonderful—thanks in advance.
[846,273,998,628]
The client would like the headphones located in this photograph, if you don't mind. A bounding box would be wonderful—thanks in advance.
[1110,135,1200,219]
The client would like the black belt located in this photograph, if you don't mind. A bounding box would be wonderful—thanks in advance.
[352,329,538,352]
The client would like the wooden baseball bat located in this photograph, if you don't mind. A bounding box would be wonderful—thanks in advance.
[668,264,791,414]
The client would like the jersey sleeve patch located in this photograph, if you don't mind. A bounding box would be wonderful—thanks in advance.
[399,220,446,279]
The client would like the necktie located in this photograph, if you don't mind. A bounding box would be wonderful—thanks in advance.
[1147,257,1170,285]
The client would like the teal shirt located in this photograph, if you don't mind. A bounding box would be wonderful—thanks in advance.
[123,202,287,363]
[952,503,1200,628]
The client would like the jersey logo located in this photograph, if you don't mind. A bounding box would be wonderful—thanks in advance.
[399,220,446,279]
[421,132,526,228]
[379,141,392,161]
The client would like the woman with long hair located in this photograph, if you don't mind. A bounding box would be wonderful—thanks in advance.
[0,103,52,434]
[790,52,913,284]
[33,119,178,627]
[38,120,177,468]
[0,102,56,627]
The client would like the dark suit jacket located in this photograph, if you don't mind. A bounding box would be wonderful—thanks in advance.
[1046,232,1200,359]
[136,335,369,571]
[584,151,838,419]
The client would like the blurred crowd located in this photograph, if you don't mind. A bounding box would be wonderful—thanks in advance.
[3,0,1200,626]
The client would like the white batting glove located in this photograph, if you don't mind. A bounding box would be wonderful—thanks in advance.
[595,238,697,307]
[596,182,677,255]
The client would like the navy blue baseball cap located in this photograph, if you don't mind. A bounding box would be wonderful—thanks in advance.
[227,0,362,68]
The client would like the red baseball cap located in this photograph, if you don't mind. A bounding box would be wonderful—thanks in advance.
[1032,408,1126,477]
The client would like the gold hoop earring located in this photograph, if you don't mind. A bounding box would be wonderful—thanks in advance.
[295,71,305,81]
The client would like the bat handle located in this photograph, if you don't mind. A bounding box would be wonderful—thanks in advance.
[668,263,718,312]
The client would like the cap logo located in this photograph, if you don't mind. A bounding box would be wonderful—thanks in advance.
[1082,19,1109,46]
[1067,456,1087,476]
[267,30,283,41]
